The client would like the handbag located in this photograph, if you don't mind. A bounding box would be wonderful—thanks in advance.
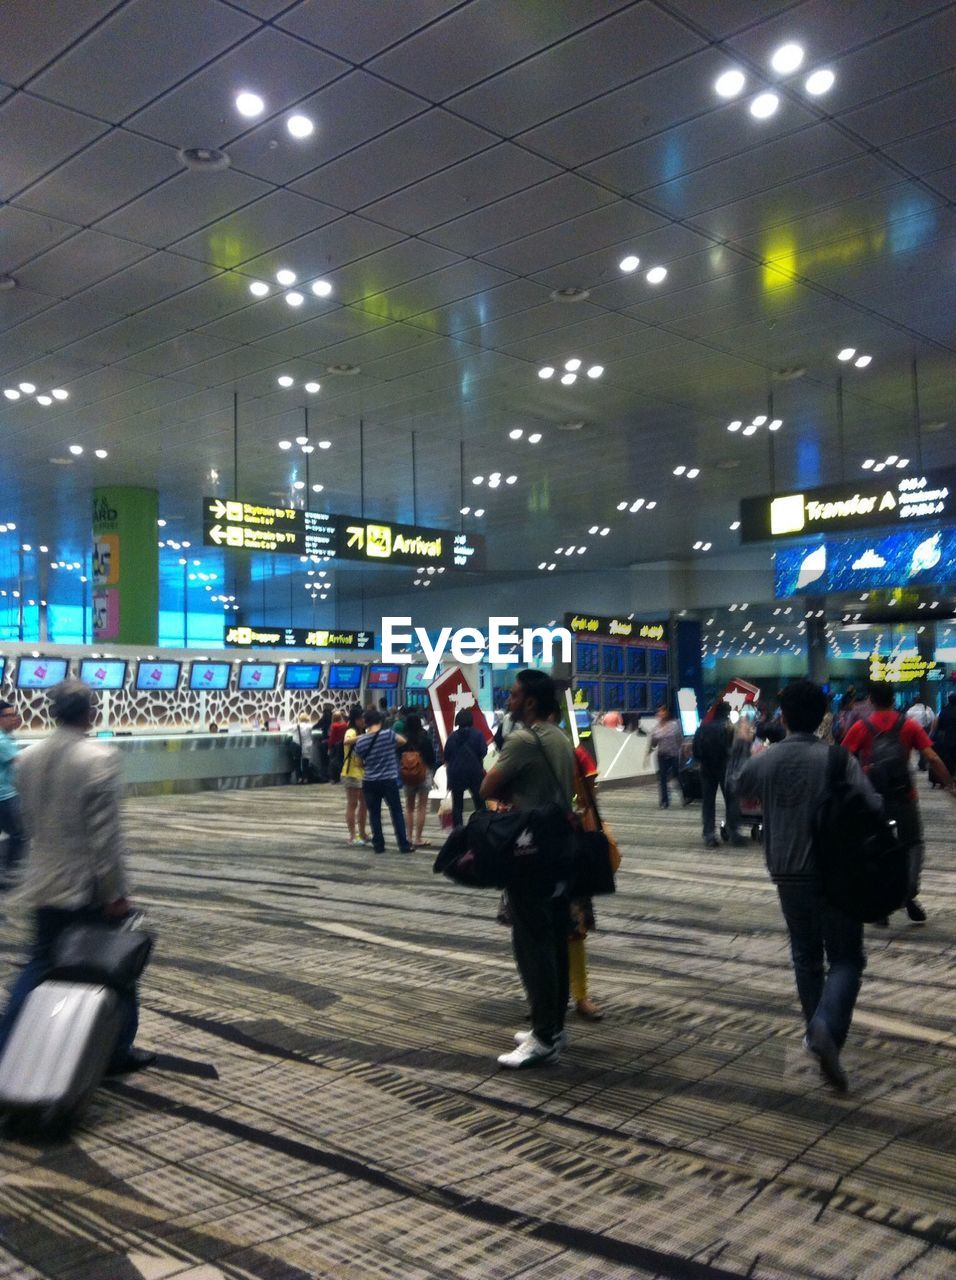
[433,801,571,890]
[51,917,154,992]
[533,732,619,897]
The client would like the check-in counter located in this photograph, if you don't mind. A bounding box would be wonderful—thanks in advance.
[109,732,295,796]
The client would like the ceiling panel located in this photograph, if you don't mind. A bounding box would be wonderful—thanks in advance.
[369,1,634,102]
[885,121,956,176]
[127,27,348,150]
[275,0,460,65]
[662,0,808,39]
[169,189,342,270]
[13,231,151,298]
[115,331,241,378]
[424,278,554,337]
[78,251,220,315]
[0,289,56,339]
[332,240,462,307]
[249,306,389,358]
[451,5,705,136]
[452,301,606,351]
[237,214,404,283]
[95,167,273,249]
[530,225,731,296]
[224,71,423,184]
[13,129,183,226]
[0,93,107,200]
[353,260,516,324]
[0,204,75,270]
[291,108,496,211]
[838,69,956,148]
[3,294,126,350]
[0,0,117,84]
[480,201,666,276]
[29,0,259,122]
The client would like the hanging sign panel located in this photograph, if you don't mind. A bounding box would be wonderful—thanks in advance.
[565,613,667,641]
[224,623,374,650]
[740,466,956,543]
[202,499,484,569]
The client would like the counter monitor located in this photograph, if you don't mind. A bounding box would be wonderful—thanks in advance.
[79,659,128,690]
[404,665,431,691]
[366,664,400,688]
[328,664,362,690]
[284,663,324,690]
[135,661,181,691]
[188,662,231,691]
[15,656,69,689]
[238,662,278,691]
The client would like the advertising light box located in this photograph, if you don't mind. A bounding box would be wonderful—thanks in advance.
[774,527,956,598]
[16,657,69,689]
[189,662,231,690]
[136,661,181,691]
[79,659,128,690]
[238,663,278,691]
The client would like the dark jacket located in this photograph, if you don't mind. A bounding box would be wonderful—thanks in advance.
[443,726,487,789]
[693,718,733,774]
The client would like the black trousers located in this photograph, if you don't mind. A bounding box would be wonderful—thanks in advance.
[450,786,483,829]
[507,882,569,1047]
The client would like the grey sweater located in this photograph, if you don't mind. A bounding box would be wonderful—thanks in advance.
[738,733,881,883]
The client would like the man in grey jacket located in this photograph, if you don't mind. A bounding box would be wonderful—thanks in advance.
[739,679,881,1094]
[0,680,153,1074]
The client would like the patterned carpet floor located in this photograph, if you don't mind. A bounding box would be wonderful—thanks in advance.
[0,778,954,1280]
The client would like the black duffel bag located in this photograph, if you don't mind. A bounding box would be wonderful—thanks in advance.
[51,921,154,992]
[434,802,572,890]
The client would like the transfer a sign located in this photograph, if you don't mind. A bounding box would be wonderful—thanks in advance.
[565,613,666,641]
[740,467,956,542]
[224,624,374,649]
[869,653,937,684]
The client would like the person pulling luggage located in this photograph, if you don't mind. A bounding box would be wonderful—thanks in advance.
[0,680,154,1076]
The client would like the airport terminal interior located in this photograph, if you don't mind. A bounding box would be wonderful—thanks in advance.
[1,1,955,1277]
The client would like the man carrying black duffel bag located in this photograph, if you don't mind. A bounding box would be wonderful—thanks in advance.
[480,671,575,1070]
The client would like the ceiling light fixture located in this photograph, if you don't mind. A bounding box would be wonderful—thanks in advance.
[3,390,19,401]
[528,432,542,444]
[311,279,333,298]
[750,92,780,119]
[538,366,554,379]
[560,372,576,385]
[686,468,700,479]
[564,359,581,372]
[770,43,804,74]
[619,254,640,272]
[586,365,603,378]
[235,91,265,118]
[94,449,108,459]
[249,281,269,297]
[304,381,320,394]
[509,428,523,440]
[285,291,304,307]
[673,466,686,475]
[51,389,68,401]
[837,347,856,361]
[276,269,296,286]
[279,440,292,450]
[312,483,324,493]
[646,266,667,284]
[715,69,746,98]
[68,444,83,455]
[506,475,517,484]
[730,521,740,530]
[19,383,36,394]
[804,68,834,95]
[854,354,872,368]
[277,375,294,387]
[727,420,742,432]
[286,114,314,139]
[317,440,331,450]
[36,395,52,406]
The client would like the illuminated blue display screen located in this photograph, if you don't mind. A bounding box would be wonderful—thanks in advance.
[775,528,956,598]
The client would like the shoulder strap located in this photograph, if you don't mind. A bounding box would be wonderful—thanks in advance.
[527,726,573,813]
[827,743,849,787]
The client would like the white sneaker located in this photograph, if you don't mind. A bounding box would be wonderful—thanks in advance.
[514,1028,568,1050]
[497,1034,560,1069]
[349,837,367,847]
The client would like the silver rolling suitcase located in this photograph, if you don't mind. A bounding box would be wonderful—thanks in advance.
[0,980,122,1132]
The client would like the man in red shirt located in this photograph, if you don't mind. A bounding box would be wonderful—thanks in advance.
[842,682,956,925]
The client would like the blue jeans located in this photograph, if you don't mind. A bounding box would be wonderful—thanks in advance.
[362,779,411,851]
[657,755,679,807]
[777,882,865,1050]
[0,906,138,1070]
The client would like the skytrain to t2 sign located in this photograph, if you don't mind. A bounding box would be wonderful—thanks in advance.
[202,498,484,569]
[739,466,956,543]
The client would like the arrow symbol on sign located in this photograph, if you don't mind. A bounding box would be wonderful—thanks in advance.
[208,525,225,544]
[346,526,364,549]
[209,499,226,519]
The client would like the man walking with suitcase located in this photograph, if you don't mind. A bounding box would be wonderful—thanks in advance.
[0,680,153,1075]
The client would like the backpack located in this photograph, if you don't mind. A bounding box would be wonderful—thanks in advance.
[864,715,911,802]
[400,749,427,787]
[813,747,908,922]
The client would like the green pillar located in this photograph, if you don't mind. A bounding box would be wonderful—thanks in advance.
[92,486,158,644]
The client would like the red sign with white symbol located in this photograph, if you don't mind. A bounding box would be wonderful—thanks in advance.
[427,666,493,747]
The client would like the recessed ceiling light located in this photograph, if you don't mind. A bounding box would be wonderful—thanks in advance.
[617,501,627,511]
[276,269,296,286]
[249,280,269,297]
[837,347,856,361]
[647,501,658,510]
[506,475,517,484]
[752,415,768,426]
[509,428,523,439]
[94,448,108,459]
[687,468,700,478]
[600,527,610,536]
[646,266,667,284]
[157,519,167,528]
[311,279,333,298]
[293,480,305,490]
[565,359,581,372]
[528,432,542,444]
[549,287,590,303]
[285,291,304,307]
[287,114,314,139]
[673,466,686,475]
[51,389,68,400]
[896,458,909,468]
[769,418,783,431]
[861,459,875,469]
[301,444,314,454]
[873,462,885,471]
[886,455,897,466]
[619,254,640,273]
[19,383,36,394]
[589,525,599,535]
[277,375,294,387]
[750,92,780,119]
[317,440,331,449]
[312,483,324,493]
[473,475,484,485]
[743,424,757,435]
[771,43,804,74]
[805,68,835,95]
[854,354,871,368]
[630,500,644,512]
[560,372,576,385]
[279,440,292,450]
[3,389,19,401]
[295,435,308,446]
[460,506,471,515]
[538,366,554,379]
[693,541,702,550]
[730,521,740,530]
[235,91,265,118]
[36,395,52,406]
[304,381,320,394]
[68,444,83,455]
[586,365,603,378]
[715,69,746,98]
[474,508,485,517]
[727,420,742,432]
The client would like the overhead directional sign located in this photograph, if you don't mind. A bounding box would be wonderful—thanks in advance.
[224,623,374,649]
[202,498,484,569]
[740,467,956,543]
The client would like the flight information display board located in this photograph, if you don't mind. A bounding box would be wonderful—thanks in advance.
[203,498,484,570]
[328,664,362,690]
[284,663,324,689]
[238,663,278,691]
[224,623,374,650]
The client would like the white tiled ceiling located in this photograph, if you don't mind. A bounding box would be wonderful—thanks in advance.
[0,0,953,593]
